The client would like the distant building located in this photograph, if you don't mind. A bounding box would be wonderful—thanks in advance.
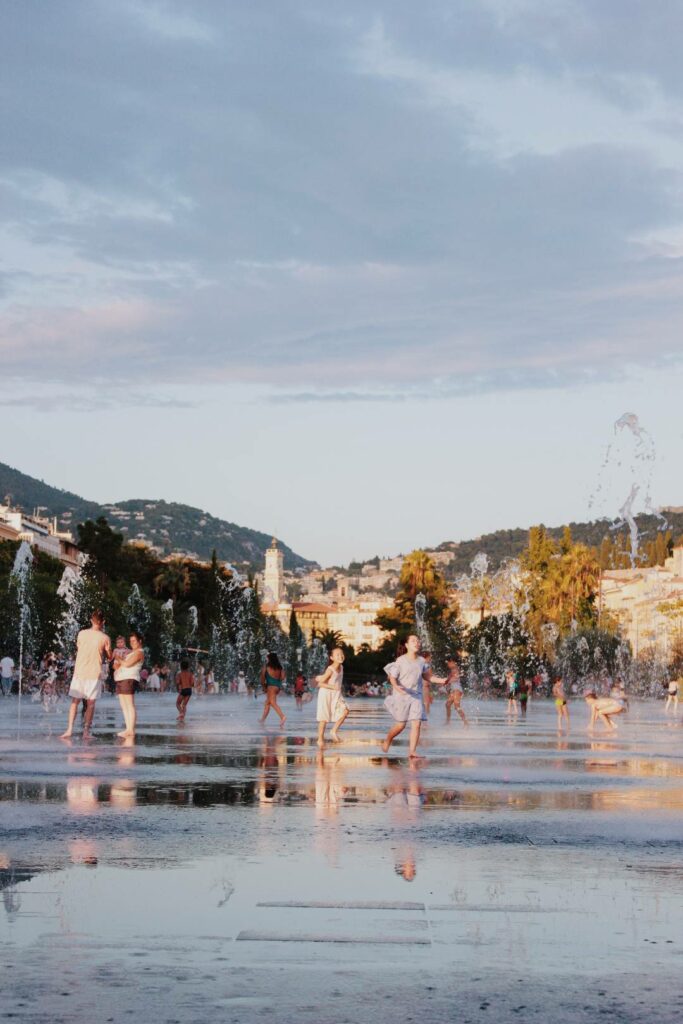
[379,556,404,573]
[264,538,284,604]
[0,505,79,568]
[601,545,683,658]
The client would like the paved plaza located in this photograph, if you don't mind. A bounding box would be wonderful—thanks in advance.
[2,693,682,1023]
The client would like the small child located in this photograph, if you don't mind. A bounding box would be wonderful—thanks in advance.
[294,671,306,709]
[315,648,349,747]
[552,677,569,732]
[585,690,625,732]
[506,670,519,715]
[176,659,195,722]
[444,655,468,727]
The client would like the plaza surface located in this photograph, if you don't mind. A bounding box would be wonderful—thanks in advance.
[1,692,682,1024]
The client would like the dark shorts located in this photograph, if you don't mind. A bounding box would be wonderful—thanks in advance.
[180,687,193,698]
[116,679,136,696]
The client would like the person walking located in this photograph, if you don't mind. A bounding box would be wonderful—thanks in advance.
[175,659,195,722]
[552,677,570,732]
[60,610,111,738]
[0,654,15,696]
[444,655,468,727]
[316,648,349,746]
[259,653,286,726]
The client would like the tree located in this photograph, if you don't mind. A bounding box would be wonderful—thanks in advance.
[153,558,191,602]
[77,517,124,585]
[378,550,452,632]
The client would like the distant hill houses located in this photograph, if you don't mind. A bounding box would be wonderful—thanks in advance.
[0,461,313,570]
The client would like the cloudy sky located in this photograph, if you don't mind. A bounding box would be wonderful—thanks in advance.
[2,1,682,565]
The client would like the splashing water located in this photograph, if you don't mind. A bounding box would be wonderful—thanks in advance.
[56,566,86,658]
[159,599,176,663]
[414,592,429,647]
[590,412,667,566]
[9,542,34,727]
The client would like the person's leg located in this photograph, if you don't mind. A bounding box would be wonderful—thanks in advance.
[317,720,327,747]
[176,692,182,715]
[445,697,452,724]
[456,703,468,726]
[60,698,80,738]
[271,689,286,724]
[117,693,128,734]
[330,705,349,742]
[408,720,422,757]
[382,720,406,752]
[83,699,96,735]
[563,705,570,731]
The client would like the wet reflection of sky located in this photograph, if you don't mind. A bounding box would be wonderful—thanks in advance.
[1,695,682,1020]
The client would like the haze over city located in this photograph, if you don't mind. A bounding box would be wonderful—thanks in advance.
[2,1,683,562]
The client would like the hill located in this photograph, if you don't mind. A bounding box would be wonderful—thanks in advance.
[0,461,313,569]
[437,512,683,577]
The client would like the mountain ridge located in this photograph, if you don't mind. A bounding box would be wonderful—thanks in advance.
[0,461,314,569]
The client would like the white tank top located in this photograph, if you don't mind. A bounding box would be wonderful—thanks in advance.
[114,655,143,682]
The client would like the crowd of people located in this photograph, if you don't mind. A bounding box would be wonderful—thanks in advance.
[2,612,681,752]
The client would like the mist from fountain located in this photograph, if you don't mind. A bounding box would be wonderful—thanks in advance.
[9,541,34,728]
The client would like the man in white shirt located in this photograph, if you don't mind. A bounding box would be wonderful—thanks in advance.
[1,655,15,696]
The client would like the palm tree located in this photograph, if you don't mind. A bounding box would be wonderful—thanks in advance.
[154,558,191,602]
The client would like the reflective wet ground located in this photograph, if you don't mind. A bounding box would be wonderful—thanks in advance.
[2,693,682,1023]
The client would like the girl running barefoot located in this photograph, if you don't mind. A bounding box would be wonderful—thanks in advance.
[316,648,349,746]
[175,659,195,722]
[552,677,570,732]
[381,635,448,760]
[584,690,625,732]
[444,655,468,727]
[113,631,144,738]
[259,652,286,726]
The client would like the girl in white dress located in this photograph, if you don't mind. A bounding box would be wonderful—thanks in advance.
[382,635,448,758]
[316,648,349,747]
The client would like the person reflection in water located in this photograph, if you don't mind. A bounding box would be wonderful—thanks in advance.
[387,764,425,882]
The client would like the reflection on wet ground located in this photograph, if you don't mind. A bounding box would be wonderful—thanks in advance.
[1,695,683,1023]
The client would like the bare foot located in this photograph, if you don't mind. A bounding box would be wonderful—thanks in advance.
[59,731,72,739]
[329,732,340,743]
[117,730,133,738]
[381,739,390,753]
[279,717,286,727]
[317,738,325,748]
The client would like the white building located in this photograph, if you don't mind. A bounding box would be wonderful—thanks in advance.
[0,505,79,568]
[263,538,285,604]
[601,546,683,658]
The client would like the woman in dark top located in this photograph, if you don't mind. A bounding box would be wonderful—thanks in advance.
[259,652,286,726]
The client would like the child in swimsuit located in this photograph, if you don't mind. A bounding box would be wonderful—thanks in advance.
[176,659,195,722]
[552,677,569,732]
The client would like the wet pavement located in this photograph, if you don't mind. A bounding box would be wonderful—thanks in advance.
[1,692,682,1023]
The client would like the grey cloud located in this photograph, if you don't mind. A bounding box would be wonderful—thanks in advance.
[1,2,683,395]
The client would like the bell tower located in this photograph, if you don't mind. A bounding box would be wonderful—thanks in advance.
[264,538,284,603]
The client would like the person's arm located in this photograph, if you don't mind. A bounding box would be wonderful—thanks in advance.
[120,649,144,668]
[424,669,448,687]
[260,667,266,686]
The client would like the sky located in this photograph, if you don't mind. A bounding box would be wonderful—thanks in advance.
[1,1,682,566]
